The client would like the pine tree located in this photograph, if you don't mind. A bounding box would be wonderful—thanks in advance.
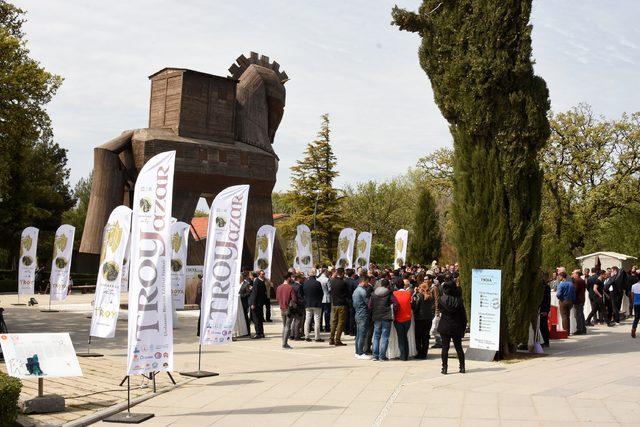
[392,1,551,354]
[286,114,341,263]
[410,188,441,265]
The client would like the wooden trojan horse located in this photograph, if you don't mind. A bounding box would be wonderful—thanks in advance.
[79,52,289,284]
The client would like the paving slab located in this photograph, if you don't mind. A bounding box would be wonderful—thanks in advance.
[1,293,639,426]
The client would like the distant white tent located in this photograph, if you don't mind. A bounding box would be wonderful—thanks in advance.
[576,251,637,271]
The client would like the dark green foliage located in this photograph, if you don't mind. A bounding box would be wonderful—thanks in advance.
[0,1,74,268]
[284,114,342,263]
[393,1,550,352]
[0,371,22,426]
[410,188,441,264]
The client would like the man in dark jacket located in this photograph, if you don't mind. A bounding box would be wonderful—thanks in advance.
[302,269,325,342]
[249,270,267,339]
[329,268,349,346]
[611,266,626,323]
[539,275,551,347]
[345,269,358,336]
[572,269,587,334]
[290,274,305,340]
[368,279,398,361]
[239,272,253,337]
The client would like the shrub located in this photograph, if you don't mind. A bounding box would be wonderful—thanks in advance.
[0,371,22,426]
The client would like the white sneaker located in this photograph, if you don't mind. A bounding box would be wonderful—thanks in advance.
[356,354,371,360]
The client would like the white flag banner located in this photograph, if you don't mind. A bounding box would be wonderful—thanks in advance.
[355,231,372,270]
[293,224,313,274]
[126,151,176,375]
[18,227,39,296]
[394,229,408,269]
[121,236,131,293]
[200,185,250,345]
[90,206,132,338]
[253,225,276,279]
[50,224,75,301]
[170,221,189,310]
[336,228,356,269]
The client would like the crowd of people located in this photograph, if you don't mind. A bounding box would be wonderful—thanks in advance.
[542,265,640,343]
[240,263,468,375]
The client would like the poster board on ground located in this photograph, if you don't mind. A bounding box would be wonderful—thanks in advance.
[0,333,82,378]
[466,268,501,361]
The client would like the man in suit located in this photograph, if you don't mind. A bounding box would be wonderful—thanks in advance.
[250,270,267,339]
[302,268,325,342]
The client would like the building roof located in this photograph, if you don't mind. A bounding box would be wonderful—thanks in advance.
[189,214,285,241]
[575,251,637,261]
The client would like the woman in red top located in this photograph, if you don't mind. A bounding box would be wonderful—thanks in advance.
[393,282,413,361]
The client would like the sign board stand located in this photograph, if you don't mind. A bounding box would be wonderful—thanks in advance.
[11,294,26,306]
[465,269,501,362]
[179,344,218,378]
[103,376,154,424]
[40,294,59,313]
[22,378,65,414]
[0,333,82,414]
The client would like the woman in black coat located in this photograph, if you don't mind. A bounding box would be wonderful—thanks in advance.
[437,282,467,374]
[411,280,435,359]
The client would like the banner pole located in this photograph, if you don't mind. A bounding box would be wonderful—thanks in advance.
[179,342,218,378]
[126,375,131,415]
[76,321,103,357]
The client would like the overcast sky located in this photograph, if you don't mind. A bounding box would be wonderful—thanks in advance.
[14,0,640,192]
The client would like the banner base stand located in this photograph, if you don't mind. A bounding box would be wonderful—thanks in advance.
[40,309,59,313]
[179,370,219,378]
[11,303,27,306]
[76,352,103,358]
[465,348,497,362]
[103,412,154,424]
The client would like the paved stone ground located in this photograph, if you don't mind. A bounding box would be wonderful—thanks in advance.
[2,293,639,426]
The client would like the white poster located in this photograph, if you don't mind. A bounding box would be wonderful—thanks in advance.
[293,224,313,274]
[127,151,175,375]
[355,231,372,270]
[470,269,502,351]
[185,265,203,305]
[170,222,189,310]
[90,206,132,338]
[0,333,82,378]
[253,225,276,279]
[50,224,75,301]
[200,185,250,345]
[18,227,39,296]
[335,228,356,269]
[394,229,408,269]
[121,236,131,293]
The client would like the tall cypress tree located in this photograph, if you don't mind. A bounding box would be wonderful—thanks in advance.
[410,188,441,265]
[287,114,341,262]
[392,1,550,353]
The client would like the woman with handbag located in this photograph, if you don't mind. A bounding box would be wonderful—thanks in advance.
[437,279,468,374]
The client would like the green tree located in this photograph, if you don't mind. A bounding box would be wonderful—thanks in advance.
[284,114,341,263]
[541,105,640,269]
[341,178,414,265]
[0,1,74,268]
[393,1,551,354]
[410,188,441,264]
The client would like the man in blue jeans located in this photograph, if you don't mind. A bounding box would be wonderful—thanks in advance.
[631,281,640,338]
[352,275,370,359]
[556,271,575,334]
[368,279,398,361]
